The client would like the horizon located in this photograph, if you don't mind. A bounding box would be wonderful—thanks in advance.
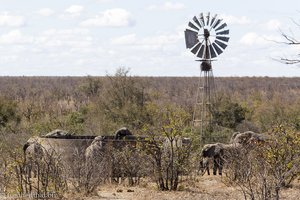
[0,74,299,78]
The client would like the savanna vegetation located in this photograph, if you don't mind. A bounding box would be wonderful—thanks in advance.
[0,67,299,199]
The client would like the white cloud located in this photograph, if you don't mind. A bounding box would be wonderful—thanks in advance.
[111,34,136,45]
[0,30,32,45]
[65,5,84,17]
[35,28,92,49]
[80,8,135,27]
[0,55,18,64]
[147,2,185,11]
[141,34,182,45]
[96,0,113,3]
[0,13,25,27]
[264,19,282,31]
[239,32,281,46]
[221,14,251,25]
[111,32,183,50]
[42,28,90,36]
[239,32,265,45]
[37,8,55,17]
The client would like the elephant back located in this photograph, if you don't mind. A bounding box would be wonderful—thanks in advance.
[202,143,224,158]
[231,131,265,145]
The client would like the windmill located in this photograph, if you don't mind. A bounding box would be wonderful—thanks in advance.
[184,12,229,143]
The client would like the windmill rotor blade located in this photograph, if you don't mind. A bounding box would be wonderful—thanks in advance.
[195,43,204,57]
[209,44,217,58]
[215,40,228,50]
[215,23,227,32]
[209,14,219,32]
[206,12,210,26]
[188,22,199,31]
[212,43,223,55]
[210,14,217,26]
[191,42,201,54]
[216,29,229,35]
[197,45,205,58]
[184,29,198,48]
[199,13,205,27]
[212,19,222,29]
[193,16,202,28]
[216,36,230,42]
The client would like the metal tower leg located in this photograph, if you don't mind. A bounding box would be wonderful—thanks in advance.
[192,62,215,145]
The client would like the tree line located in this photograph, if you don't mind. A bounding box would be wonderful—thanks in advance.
[0,68,299,199]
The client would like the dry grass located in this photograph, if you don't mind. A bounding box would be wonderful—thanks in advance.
[62,175,300,200]
[3,173,299,199]
[65,175,241,200]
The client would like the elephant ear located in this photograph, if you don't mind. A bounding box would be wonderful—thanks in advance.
[23,142,30,152]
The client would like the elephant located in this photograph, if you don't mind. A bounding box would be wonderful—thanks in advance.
[23,129,71,161]
[23,129,71,158]
[230,131,265,145]
[84,136,111,183]
[23,130,71,178]
[85,127,137,164]
[200,143,226,175]
[23,137,45,180]
[200,131,266,176]
[115,127,132,140]
[85,135,107,161]
[23,137,44,161]
[163,137,191,150]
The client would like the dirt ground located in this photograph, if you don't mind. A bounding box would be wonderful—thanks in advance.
[64,175,300,200]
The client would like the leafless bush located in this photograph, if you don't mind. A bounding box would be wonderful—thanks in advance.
[0,141,67,199]
[0,156,13,195]
[224,124,300,200]
[69,148,110,194]
[144,136,192,191]
[23,146,67,198]
[110,143,151,186]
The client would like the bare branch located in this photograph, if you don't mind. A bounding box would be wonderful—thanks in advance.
[280,30,300,45]
[280,58,300,64]
[274,20,300,65]
[291,18,300,27]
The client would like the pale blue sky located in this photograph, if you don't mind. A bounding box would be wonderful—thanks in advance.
[0,0,299,76]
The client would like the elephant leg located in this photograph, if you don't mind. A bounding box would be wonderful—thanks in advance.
[213,158,218,175]
[199,158,210,175]
[207,165,210,175]
[204,158,210,175]
[218,161,223,176]
[197,160,202,175]
[214,158,223,176]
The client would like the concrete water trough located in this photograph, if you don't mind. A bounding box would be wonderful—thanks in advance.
[23,128,148,173]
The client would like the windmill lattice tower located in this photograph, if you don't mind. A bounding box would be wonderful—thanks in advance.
[184,12,230,144]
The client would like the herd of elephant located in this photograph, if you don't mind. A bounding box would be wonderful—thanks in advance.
[22,127,140,179]
[23,127,266,178]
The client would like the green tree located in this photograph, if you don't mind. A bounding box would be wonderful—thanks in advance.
[212,96,247,130]
[0,97,20,130]
[99,68,148,132]
[78,76,102,99]
[143,103,192,191]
